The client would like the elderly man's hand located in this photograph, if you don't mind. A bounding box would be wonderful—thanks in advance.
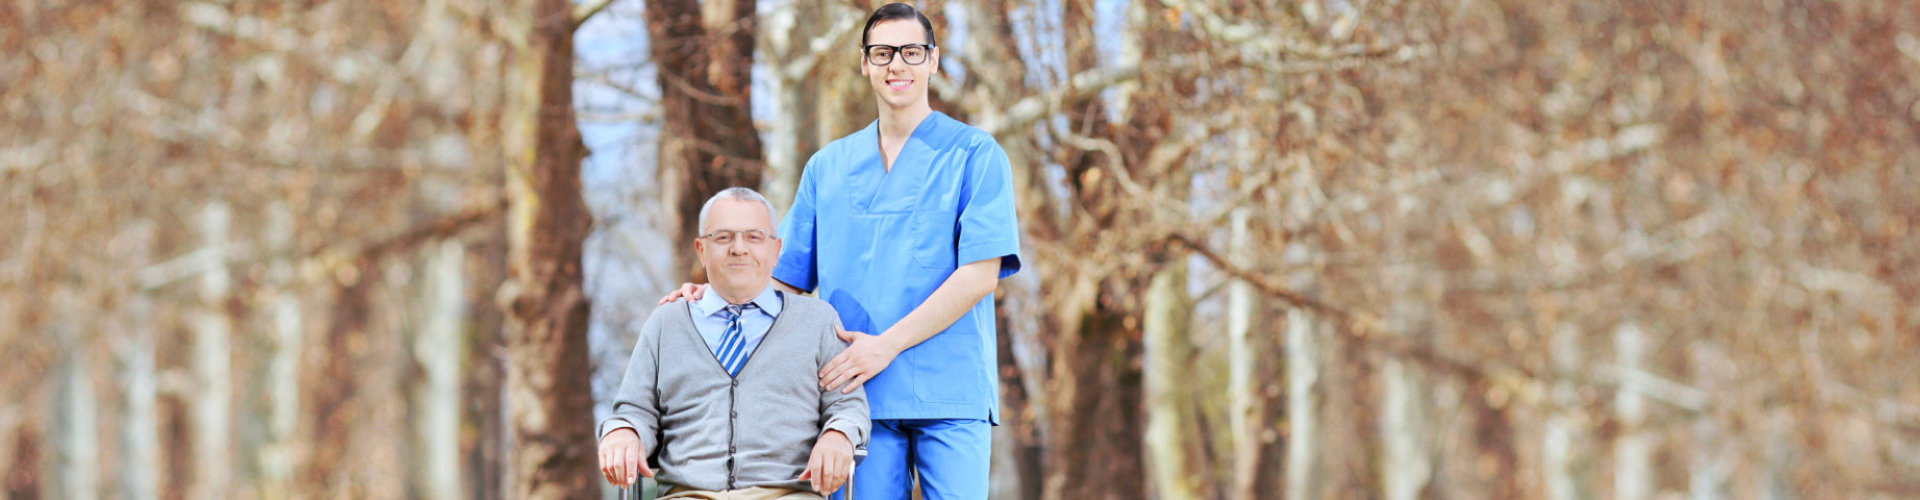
[798,429,853,493]
[598,428,654,487]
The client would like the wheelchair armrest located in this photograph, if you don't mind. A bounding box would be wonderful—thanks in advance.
[615,446,867,499]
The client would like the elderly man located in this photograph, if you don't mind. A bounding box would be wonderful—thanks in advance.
[599,187,869,499]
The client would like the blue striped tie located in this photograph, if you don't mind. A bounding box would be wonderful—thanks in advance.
[715,303,757,377]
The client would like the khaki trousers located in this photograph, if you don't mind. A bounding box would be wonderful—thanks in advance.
[660,485,824,500]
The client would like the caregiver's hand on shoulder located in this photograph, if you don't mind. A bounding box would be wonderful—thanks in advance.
[820,325,900,394]
[657,282,707,305]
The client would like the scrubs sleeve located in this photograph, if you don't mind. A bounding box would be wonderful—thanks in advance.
[774,155,822,292]
[955,140,1023,279]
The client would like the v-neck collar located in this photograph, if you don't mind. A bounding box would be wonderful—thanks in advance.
[677,290,789,379]
[876,111,943,172]
[852,112,946,214]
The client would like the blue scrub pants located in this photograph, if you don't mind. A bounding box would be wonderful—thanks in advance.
[850,418,991,499]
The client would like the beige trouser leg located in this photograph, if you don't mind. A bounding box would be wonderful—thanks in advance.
[661,485,825,500]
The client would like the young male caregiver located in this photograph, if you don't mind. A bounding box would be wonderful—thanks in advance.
[662,3,1021,497]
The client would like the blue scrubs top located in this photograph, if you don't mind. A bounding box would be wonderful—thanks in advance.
[774,111,1022,422]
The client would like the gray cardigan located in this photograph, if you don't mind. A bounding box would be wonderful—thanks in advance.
[597,293,869,493]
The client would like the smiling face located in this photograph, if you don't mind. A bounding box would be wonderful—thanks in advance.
[695,198,781,300]
[861,19,939,112]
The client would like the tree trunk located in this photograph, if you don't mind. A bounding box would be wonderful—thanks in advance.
[118,296,160,500]
[645,0,764,280]
[190,201,233,500]
[304,261,375,494]
[1754,410,1794,500]
[1688,400,1727,500]
[258,202,301,499]
[1381,357,1432,500]
[500,0,596,497]
[113,220,160,500]
[957,0,1027,132]
[1047,307,1145,500]
[1255,300,1290,497]
[758,0,863,210]
[55,311,97,500]
[1225,209,1262,500]
[1285,308,1325,500]
[1544,324,1585,500]
[1381,233,1433,500]
[758,2,806,210]
[1688,342,1731,500]
[358,261,411,499]
[413,240,467,499]
[6,424,41,500]
[457,16,512,497]
[995,262,1050,500]
[1143,259,1197,499]
[1614,322,1651,500]
[467,225,512,500]
[1468,372,1522,500]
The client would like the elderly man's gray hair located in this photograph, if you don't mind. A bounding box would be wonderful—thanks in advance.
[697,187,780,234]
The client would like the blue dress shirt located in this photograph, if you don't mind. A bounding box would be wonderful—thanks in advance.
[690,285,784,363]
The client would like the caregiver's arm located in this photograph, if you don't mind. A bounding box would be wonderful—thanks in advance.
[818,257,1001,393]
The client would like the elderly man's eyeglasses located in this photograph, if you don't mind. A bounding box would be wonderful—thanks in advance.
[863,43,933,66]
[700,229,771,246]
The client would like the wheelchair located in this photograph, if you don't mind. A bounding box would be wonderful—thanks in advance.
[615,448,867,500]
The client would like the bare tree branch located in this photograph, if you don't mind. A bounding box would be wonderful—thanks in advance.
[304,196,507,273]
[776,10,862,81]
[572,0,615,30]
[576,71,661,105]
[577,110,662,123]
[980,54,1204,137]
[135,197,507,292]
[1167,232,1350,319]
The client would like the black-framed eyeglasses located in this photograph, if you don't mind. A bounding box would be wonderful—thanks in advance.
[699,229,772,246]
[863,43,934,66]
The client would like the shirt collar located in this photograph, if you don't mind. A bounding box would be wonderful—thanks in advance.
[692,284,782,319]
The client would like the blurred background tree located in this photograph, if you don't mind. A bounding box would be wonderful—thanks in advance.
[2,0,1916,499]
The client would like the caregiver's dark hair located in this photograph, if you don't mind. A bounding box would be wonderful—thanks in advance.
[861,2,937,48]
